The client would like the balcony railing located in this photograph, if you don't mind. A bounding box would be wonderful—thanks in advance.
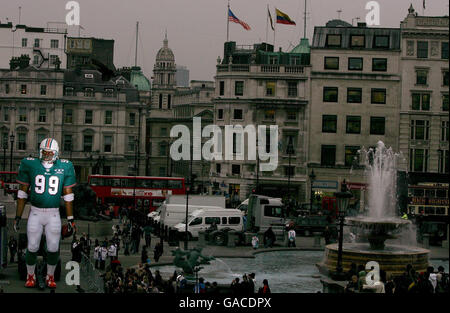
[216,64,305,74]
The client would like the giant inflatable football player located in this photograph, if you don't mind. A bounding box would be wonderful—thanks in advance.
[14,138,76,288]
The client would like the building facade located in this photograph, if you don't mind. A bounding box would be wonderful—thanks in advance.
[211,41,311,203]
[176,65,190,87]
[66,37,115,72]
[0,21,67,70]
[309,21,402,211]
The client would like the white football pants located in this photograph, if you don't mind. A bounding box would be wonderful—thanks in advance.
[27,207,61,253]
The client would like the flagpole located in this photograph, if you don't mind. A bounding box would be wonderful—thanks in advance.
[265,4,269,43]
[273,8,276,49]
[227,0,230,42]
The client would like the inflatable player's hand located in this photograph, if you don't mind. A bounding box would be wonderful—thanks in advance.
[14,216,21,232]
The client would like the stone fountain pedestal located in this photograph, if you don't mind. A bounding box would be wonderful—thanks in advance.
[317,243,430,277]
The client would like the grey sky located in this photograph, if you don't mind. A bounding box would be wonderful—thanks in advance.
[1,0,448,81]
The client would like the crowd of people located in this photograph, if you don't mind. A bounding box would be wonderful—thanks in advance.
[345,263,449,294]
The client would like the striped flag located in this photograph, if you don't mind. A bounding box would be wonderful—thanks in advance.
[268,7,274,31]
[276,8,296,25]
[228,8,251,30]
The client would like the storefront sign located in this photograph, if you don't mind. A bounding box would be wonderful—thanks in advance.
[409,197,449,206]
[312,180,338,189]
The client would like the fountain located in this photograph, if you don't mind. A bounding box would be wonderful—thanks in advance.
[318,141,430,277]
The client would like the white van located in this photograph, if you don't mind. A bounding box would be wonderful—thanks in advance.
[159,204,224,228]
[165,195,225,208]
[174,208,243,238]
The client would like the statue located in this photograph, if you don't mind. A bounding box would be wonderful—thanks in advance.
[171,247,215,275]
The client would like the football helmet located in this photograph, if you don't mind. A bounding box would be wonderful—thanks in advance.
[39,138,59,163]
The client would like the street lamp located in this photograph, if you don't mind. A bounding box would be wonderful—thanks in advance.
[184,142,193,250]
[309,169,316,213]
[332,181,352,280]
[286,136,295,201]
[133,137,138,212]
[9,133,15,174]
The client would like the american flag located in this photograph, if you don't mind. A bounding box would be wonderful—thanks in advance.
[228,8,251,31]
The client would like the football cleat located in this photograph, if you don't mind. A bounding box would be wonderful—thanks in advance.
[25,274,36,288]
[46,275,56,289]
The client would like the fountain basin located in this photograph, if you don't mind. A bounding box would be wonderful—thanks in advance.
[317,243,430,277]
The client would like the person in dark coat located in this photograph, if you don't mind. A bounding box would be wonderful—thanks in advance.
[141,246,148,264]
[154,242,163,262]
[8,236,18,263]
[263,227,276,248]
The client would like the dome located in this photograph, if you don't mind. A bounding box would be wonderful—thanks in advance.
[130,66,151,92]
[291,38,310,54]
[156,33,175,62]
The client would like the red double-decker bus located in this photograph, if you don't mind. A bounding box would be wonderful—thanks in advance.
[0,171,19,198]
[87,175,186,214]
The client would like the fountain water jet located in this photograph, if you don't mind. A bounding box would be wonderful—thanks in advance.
[318,141,429,276]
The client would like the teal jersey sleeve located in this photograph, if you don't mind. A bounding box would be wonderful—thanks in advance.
[62,160,77,188]
[16,158,32,185]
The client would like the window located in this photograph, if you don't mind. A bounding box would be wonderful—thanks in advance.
[442,121,449,142]
[128,136,136,152]
[84,88,94,97]
[326,34,341,47]
[83,135,93,152]
[323,87,338,102]
[233,109,243,120]
[235,81,244,96]
[33,55,39,65]
[18,133,26,150]
[40,85,47,95]
[49,55,58,66]
[287,111,297,121]
[371,89,386,104]
[345,146,360,167]
[442,42,449,59]
[370,117,385,135]
[217,109,224,120]
[284,166,295,176]
[322,115,337,133]
[321,145,336,166]
[350,35,365,48]
[266,81,276,96]
[412,93,430,111]
[216,163,221,174]
[348,57,363,70]
[347,88,362,103]
[85,110,93,124]
[21,84,27,94]
[65,87,74,96]
[19,107,27,122]
[372,58,387,71]
[438,150,449,173]
[410,120,430,140]
[38,108,46,123]
[104,88,114,97]
[374,35,389,48]
[288,81,297,97]
[269,56,278,64]
[409,149,428,172]
[159,94,163,109]
[416,70,428,85]
[64,109,73,124]
[189,217,202,226]
[3,108,8,122]
[228,217,240,225]
[232,164,240,175]
[205,217,221,225]
[50,39,59,49]
[444,94,449,111]
[264,110,275,121]
[36,133,47,150]
[290,56,301,65]
[104,136,112,153]
[219,81,225,96]
[5,84,9,94]
[346,116,361,134]
[168,95,171,109]
[124,112,134,127]
[64,135,72,151]
[22,38,27,47]
[104,111,112,124]
[159,143,167,156]
[324,57,339,70]
[34,38,40,48]
[417,41,428,58]
[443,71,449,86]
